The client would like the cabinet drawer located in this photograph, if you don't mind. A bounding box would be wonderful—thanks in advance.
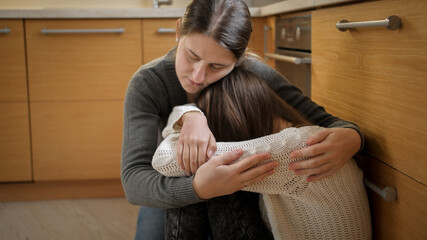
[25,19,142,101]
[356,154,427,239]
[0,20,27,102]
[0,103,32,182]
[311,0,427,183]
[31,101,123,181]
[142,19,177,63]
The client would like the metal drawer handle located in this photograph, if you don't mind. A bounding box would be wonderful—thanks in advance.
[0,27,11,34]
[41,27,125,34]
[264,52,311,65]
[336,15,401,32]
[363,178,397,202]
[157,28,176,34]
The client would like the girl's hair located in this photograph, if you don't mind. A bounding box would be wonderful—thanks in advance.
[179,0,252,60]
[196,66,312,142]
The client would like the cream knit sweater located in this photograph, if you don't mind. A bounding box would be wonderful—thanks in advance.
[152,105,371,240]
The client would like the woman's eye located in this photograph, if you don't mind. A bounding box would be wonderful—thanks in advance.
[187,55,198,62]
[210,65,222,71]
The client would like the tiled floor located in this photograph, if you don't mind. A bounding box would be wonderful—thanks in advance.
[0,198,139,240]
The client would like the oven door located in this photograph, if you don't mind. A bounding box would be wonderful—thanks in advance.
[266,49,311,97]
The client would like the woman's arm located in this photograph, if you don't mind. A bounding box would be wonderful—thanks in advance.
[153,126,324,195]
[121,68,202,208]
[161,104,217,175]
[245,58,363,181]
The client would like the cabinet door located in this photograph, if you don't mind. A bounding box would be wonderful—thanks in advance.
[26,19,142,102]
[0,103,32,182]
[357,154,427,239]
[0,20,28,102]
[25,19,142,180]
[142,19,177,64]
[31,101,123,181]
[0,20,32,182]
[311,0,427,184]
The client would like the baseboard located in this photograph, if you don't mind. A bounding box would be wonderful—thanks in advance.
[0,179,125,202]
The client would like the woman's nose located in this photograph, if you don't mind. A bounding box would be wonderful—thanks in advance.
[192,63,206,83]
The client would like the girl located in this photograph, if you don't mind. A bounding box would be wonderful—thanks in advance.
[152,66,371,239]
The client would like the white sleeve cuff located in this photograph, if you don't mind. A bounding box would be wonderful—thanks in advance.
[162,104,204,138]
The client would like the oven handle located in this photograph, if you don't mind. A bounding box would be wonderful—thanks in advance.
[264,52,311,65]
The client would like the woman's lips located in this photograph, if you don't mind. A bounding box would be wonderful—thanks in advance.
[188,78,202,86]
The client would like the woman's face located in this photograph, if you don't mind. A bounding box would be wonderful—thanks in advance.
[175,33,236,99]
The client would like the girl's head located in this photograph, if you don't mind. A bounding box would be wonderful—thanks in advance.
[196,67,311,142]
[174,0,253,100]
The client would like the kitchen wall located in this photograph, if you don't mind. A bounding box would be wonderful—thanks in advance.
[0,0,190,9]
[0,0,285,9]
[249,0,287,7]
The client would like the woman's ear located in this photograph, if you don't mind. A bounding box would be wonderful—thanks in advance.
[175,19,181,42]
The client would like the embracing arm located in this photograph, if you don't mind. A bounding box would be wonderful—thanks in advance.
[246,57,363,142]
[121,68,202,209]
[153,123,323,195]
[245,58,363,181]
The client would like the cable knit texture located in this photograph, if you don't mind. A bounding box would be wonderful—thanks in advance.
[152,105,371,240]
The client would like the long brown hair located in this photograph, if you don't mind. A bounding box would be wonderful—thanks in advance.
[196,67,312,142]
[179,0,252,60]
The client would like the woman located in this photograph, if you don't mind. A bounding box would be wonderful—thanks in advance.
[153,67,371,239]
[121,0,363,238]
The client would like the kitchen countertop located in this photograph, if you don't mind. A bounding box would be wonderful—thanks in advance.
[0,0,360,19]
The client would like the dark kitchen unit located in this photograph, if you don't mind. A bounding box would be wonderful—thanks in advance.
[265,15,312,97]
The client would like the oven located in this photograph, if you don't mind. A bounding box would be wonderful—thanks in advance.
[265,15,312,97]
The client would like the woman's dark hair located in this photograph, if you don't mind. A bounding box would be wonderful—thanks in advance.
[180,0,252,60]
[196,67,312,142]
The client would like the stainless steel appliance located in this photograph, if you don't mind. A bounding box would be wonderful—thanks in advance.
[265,15,312,97]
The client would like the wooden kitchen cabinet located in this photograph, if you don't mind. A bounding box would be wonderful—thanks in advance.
[30,101,123,180]
[26,19,142,102]
[25,19,142,181]
[356,154,427,239]
[142,19,177,63]
[0,20,32,182]
[311,0,426,238]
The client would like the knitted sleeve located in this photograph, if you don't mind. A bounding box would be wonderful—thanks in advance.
[153,123,325,195]
[161,104,203,138]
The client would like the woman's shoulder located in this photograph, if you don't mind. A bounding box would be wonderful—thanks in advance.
[131,53,175,86]
[127,48,183,99]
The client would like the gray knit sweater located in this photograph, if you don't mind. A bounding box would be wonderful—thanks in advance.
[121,48,363,208]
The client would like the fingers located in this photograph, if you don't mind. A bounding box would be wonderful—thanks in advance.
[289,141,328,160]
[293,161,330,176]
[189,143,199,175]
[230,152,277,188]
[206,135,217,160]
[305,128,330,146]
[181,142,190,175]
[178,133,215,175]
[176,141,184,171]
[213,149,244,165]
[289,153,328,171]
[233,152,272,173]
[241,162,278,187]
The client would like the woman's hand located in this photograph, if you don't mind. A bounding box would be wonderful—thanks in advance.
[192,149,278,199]
[288,128,361,182]
[177,111,217,176]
